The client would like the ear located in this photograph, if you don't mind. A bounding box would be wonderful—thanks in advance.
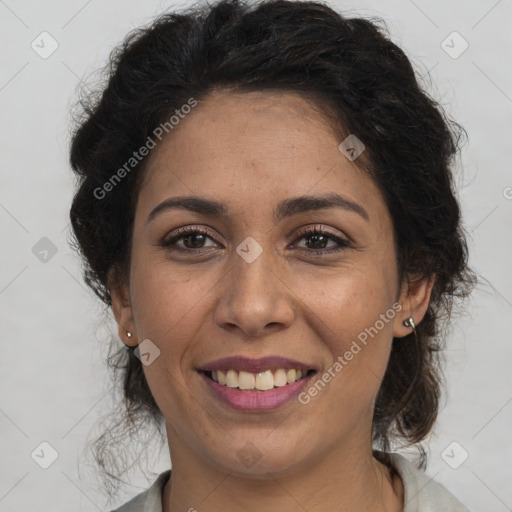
[108,267,138,347]
[393,273,436,338]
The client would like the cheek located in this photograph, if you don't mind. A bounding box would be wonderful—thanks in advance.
[127,259,220,411]
[129,251,221,339]
[294,258,397,335]
[127,261,224,413]
[293,263,398,395]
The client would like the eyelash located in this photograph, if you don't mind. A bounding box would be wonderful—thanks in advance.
[161,225,352,256]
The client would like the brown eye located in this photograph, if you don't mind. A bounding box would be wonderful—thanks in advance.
[293,226,351,255]
[162,227,219,253]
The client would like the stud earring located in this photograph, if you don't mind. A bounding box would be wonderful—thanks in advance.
[126,331,132,338]
[403,316,417,339]
[403,317,416,330]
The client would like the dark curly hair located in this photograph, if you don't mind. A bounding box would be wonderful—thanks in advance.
[68,0,476,497]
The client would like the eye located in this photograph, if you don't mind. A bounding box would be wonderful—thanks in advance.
[292,225,352,255]
[161,226,220,253]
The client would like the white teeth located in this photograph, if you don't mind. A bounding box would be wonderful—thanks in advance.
[226,369,238,388]
[255,370,274,391]
[238,371,255,390]
[273,369,288,387]
[209,368,310,391]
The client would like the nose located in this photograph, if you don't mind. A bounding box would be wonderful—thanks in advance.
[213,244,296,339]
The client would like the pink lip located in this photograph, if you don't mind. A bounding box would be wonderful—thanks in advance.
[198,355,314,373]
[199,370,316,412]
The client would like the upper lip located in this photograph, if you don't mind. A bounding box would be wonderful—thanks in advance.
[198,356,316,374]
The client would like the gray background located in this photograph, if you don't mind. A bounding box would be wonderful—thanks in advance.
[1,0,511,510]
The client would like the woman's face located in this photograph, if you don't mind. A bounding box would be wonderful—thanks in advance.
[113,90,419,476]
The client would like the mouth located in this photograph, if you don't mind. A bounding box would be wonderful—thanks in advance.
[197,356,318,410]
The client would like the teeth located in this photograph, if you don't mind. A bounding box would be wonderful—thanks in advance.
[255,370,274,391]
[208,368,309,391]
[286,369,296,384]
[226,369,238,388]
[274,369,288,387]
[238,371,255,390]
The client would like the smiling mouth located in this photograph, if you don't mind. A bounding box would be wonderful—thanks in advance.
[201,368,316,392]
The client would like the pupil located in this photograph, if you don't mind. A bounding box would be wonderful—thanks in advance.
[184,234,205,248]
[308,234,326,249]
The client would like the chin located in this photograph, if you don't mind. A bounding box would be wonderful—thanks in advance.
[201,429,312,478]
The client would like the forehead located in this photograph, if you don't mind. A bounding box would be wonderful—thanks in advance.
[137,90,386,225]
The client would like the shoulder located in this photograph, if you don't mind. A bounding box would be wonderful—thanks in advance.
[109,470,171,512]
[389,453,470,511]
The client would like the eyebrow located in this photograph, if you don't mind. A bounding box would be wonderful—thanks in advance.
[147,192,369,224]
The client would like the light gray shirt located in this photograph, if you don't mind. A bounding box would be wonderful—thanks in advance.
[110,453,470,511]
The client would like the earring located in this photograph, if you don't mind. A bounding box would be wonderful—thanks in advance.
[126,331,132,338]
[403,316,417,338]
[403,317,415,330]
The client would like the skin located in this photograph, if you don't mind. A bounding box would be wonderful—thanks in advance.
[109,90,435,512]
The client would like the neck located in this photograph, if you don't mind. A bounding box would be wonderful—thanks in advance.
[162,436,403,512]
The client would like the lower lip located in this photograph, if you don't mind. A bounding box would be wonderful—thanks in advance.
[199,372,314,411]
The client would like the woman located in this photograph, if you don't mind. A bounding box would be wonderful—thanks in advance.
[69,0,476,510]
